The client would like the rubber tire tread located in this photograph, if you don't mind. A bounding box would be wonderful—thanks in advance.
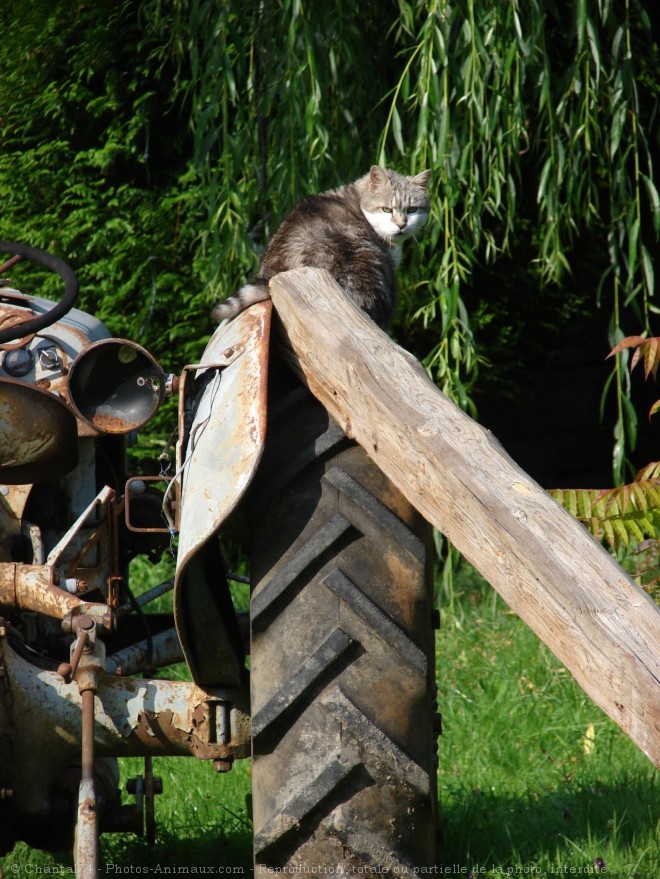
[248,369,437,872]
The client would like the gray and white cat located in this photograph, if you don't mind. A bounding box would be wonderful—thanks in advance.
[211,166,431,329]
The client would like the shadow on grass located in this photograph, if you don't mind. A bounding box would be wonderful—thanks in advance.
[439,774,659,872]
[101,827,253,871]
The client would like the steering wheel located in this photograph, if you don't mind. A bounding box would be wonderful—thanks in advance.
[0,241,80,345]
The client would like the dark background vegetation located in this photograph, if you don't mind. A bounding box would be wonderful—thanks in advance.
[1,0,658,487]
[1,4,659,875]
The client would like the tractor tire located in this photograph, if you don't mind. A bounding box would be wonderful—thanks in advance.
[248,368,438,873]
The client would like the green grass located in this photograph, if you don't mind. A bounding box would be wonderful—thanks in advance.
[438,566,660,878]
[3,759,253,873]
[2,563,658,877]
[100,757,253,870]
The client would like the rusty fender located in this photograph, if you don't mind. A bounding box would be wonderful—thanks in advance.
[175,301,270,567]
[173,301,271,686]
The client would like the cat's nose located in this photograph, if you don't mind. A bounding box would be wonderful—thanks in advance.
[394,217,407,230]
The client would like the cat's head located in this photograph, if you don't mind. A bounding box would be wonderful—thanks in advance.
[358,166,431,245]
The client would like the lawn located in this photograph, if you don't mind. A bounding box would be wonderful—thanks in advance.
[1,563,658,877]
[436,566,659,878]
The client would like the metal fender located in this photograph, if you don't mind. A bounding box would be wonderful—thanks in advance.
[173,301,271,687]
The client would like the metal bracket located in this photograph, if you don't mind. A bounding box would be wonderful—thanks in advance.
[124,475,177,535]
[126,756,163,846]
[181,344,245,375]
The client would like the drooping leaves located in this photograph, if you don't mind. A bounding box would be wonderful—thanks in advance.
[0,0,657,453]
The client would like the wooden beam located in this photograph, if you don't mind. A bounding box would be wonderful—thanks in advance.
[269,266,660,768]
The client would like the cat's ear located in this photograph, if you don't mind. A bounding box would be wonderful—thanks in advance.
[411,169,431,190]
[369,166,389,190]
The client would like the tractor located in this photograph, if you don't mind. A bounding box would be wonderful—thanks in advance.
[0,242,438,873]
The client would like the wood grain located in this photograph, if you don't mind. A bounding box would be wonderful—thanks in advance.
[269,266,660,767]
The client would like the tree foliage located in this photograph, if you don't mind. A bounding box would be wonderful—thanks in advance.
[0,0,657,461]
[609,334,660,417]
[550,461,660,603]
[379,0,658,470]
[0,0,203,376]
[551,462,660,549]
[551,339,660,601]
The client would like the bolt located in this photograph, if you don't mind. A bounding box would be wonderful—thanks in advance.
[165,373,179,396]
[76,614,95,634]
[213,759,234,774]
[147,776,163,795]
[58,662,73,683]
[61,578,79,594]
[126,776,142,795]
[39,348,61,369]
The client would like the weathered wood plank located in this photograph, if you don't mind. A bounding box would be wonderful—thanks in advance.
[269,266,660,768]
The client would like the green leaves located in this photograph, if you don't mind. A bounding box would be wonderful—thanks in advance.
[555,334,660,597]
[551,463,660,549]
[374,0,658,423]
[1,0,658,458]
[0,1,205,372]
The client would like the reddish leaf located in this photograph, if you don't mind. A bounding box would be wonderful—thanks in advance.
[635,461,660,480]
[607,335,647,358]
[608,336,660,383]
[643,337,660,380]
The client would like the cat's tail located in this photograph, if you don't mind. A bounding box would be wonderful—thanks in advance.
[211,279,270,323]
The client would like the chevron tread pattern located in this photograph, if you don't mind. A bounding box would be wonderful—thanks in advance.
[249,375,437,869]
[322,567,428,673]
[251,627,356,744]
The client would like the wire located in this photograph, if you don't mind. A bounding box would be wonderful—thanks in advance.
[160,368,224,535]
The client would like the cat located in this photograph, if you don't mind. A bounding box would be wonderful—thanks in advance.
[211,166,431,329]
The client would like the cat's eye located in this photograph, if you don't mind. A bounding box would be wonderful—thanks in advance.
[408,207,418,214]
[381,207,392,213]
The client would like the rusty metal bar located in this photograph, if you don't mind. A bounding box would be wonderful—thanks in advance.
[105,627,184,676]
[58,625,90,684]
[75,776,98,876]
[0,562,113,630]
[124,476,175,534]
[0,562,113,627]
[81,688,95,780]
[75,776,97,879]
[0,253,23,275]
[77,664,99,877]
[116,578,174,618]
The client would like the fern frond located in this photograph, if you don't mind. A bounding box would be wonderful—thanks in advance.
[550,463,660,548]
